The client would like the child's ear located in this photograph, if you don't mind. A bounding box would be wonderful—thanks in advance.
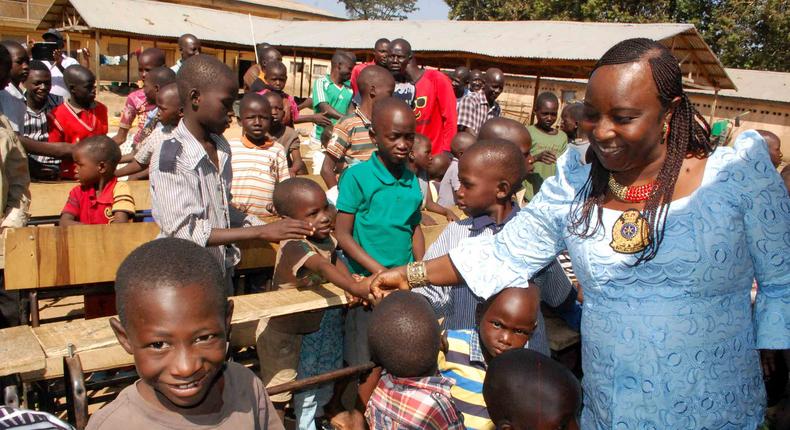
[97,160,109,174]
[496,180,512,200]
[368,128,377,145]
[109,317,134,355]
[189,88,200,110]
[440,330,449,355]
[499,421,514,430]
[369,84,377,99]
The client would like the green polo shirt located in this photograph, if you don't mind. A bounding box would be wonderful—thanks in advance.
[336,152,423,275]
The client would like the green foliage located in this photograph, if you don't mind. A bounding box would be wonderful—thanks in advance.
[445,0,789,72]
[338,0,418,20]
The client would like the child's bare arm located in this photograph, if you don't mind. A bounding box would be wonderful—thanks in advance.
[303,254,369,298]
[59,212,80,226]
[294,113,332,127]
[320,154,340,188]
[412,225,425,261]
[335,211,386,274]
[316,102,344,120]
[289,148,307,176]
[115,160,146,177]
[111,211,131,223]
[112,128,130,145]
[425,199,459,222]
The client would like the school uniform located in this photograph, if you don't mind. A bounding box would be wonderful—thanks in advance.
[335,152,422,365]
[149,121,265,282]
[47,101,109,179]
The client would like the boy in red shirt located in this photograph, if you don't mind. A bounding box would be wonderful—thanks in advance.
[60,135,134,317]
[48,65,108,180]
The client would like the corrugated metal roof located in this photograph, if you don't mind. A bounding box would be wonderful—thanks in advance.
[693,68,790,104]
[236,0,342,19]
[42,0,735,88]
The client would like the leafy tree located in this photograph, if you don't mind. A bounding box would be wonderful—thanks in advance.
[444,0,789,72]
[338,0,418,20]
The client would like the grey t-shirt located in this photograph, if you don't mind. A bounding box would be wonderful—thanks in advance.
[437,158,460,208]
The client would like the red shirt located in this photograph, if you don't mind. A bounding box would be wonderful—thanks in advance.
[62,178,133,224]
[48,101,109,179]
[350,61,374,97]
[414,69,457,154]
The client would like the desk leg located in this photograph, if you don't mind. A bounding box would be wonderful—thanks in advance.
[63,354,88,430]
[29,291,39,327]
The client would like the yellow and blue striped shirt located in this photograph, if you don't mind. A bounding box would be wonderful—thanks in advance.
[437,329,493,430]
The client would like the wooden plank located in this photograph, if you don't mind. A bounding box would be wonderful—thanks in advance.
[14,284,348,380]
[0,325,46,376]
[3,227,40,290]
[29,181,151,219]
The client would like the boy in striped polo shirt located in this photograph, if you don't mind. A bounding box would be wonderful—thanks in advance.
[438,287,540,430]
[230,93,289,219]
[320,65,394,189]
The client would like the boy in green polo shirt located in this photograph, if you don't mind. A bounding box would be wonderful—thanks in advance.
[334,97,424,427]
[309,51,353,174]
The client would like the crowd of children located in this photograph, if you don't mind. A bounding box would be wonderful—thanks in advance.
[0,29,786,430]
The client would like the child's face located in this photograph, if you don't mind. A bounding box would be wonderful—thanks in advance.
[25,69,52,105]
[191,77,237,135]
[410,138,432,170]
[70,75,96,107]
[240,100,272,142]
[73,147,105,186]
[8,45,29,85]
[290,187,333,240]
[535,101,559,131]
[456,155,503,217]
[110,283,233,414]
[266,68,287,91]
[372,107,415,167]
[138,54,160,81]
[143,76,157,104]
[266,96,285,125]
[560,109,577,135]
[156,91,182,127]
[479,288,539,360]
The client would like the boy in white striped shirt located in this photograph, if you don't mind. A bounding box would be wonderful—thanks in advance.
[229,93,289,219]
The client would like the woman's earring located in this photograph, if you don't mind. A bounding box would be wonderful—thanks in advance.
[662,121,670,143]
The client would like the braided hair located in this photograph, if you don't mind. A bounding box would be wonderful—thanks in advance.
[569,38,714,264]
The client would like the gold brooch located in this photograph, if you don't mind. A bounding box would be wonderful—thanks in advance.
[610,209,650,254]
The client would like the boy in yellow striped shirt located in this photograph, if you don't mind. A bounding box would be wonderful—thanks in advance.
[438,287,540,429]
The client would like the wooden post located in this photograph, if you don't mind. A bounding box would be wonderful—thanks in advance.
[299,54,305,99]
[529,75,541,125]
[125,37,131,84]
[292,49,297,96]
[66,33,71,59]
[306,53,314,98]
[93,31,101,89]
[709,88,719,124]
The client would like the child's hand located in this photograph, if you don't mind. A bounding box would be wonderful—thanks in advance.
[534,150,557,165]
[369,268,410,301]
[444,210,460,222]
[314,113,332,127]
[421,215,438,226]
[255,219,314,241]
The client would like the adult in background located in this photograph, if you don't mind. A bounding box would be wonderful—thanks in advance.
[387,39,416,107]
[350,38,389,100]
[402,42,457,154]
[369,38,789,429]
[456,67,504,135]
[468,69,484,92]
[170,33,201,74]
[449,66,470,107]
[39,29,80,99]
[245,44,282,93]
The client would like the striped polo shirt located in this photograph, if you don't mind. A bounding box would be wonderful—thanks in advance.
[437,329,493,430]
[229,136,290,219]
[325,108,375,165]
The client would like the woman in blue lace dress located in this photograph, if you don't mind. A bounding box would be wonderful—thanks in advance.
[368,39,789,429]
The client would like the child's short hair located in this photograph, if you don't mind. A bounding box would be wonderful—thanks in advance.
[115,238,226,326]
[272,177,324,218]
[239,92,270,115]
[63,64,94,88]
[463,139,526,195]
[176,54,237,105]
[264,60,287,77]
[368,291,440,378]
[483,348,581,427]
[147,66,176,88]
[331,50,353,66]
[28,59,50,74]
[75,135,121,167]
[357,65,394,95]
[372,97,413,135]
[562,101,584,121]
[535,91,559,108]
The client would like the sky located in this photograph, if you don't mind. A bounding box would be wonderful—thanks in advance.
[304,0,451,20]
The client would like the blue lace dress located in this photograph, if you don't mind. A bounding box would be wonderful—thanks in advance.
[449,130,790,429]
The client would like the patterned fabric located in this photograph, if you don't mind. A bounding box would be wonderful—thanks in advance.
[310,74,352,142]
[414,206,572,355]
[448,130,790,429]
[118,89,156,147]
[229,137,290,218]
[456,91,500,135]
[47,101,109,179]
[62,178,135,224]
[297,307,344,378]
[23,93,63,167]
[365,373,465,430]
[0,406,74,429]
[437,330,492,430]
[325,108,375,164]
[149,121,265,273]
